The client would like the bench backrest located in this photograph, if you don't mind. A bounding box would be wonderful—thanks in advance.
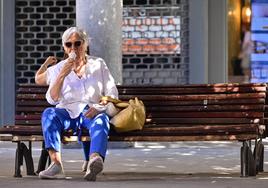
[12,83,267,141]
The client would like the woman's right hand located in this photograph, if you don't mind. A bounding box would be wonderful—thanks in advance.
[44,56,57,67]
[83,107,100,119]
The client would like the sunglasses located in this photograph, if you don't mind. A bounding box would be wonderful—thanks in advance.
[65,40,82,48]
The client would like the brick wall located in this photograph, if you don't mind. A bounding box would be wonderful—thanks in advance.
[15,0,188,85]
[122,0,188,85]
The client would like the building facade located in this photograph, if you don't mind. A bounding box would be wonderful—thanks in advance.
[14,0,187,85]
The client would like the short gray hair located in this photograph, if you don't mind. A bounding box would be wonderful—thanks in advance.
[62,27,89,47]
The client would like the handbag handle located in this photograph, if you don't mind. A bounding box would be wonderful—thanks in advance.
[101,96,129,108]
[101,96,121,104]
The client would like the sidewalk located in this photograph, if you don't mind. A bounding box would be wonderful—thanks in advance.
[0,140,268,188]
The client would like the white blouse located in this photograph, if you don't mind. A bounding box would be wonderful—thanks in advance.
[46,56,118,118]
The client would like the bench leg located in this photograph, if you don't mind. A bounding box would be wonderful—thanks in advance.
[14,142,23,177]
[254,139,264,173]
[241,141,256,177]
[14,142,35,177]
[36,142,49,175]
[21,142,35,176]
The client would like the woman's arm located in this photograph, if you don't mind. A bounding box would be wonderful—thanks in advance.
[48,58,74,102]
[35,56,57,85]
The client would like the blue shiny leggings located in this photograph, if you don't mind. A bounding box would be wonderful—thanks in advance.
[41,107,110,159]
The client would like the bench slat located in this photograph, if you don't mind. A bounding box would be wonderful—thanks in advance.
[14,109,263,118]
[15,117,260,126]
[117,87,267,95]
[16,98,265,109]
[0,124,258,137]
[147,112,264,118]
[16,104,265,114]
[119,93,266,101]
[147,104,265,112]
[4,134,258,142]
[108,134,258,142]
[17,92,266,101]
[17,83,266,93]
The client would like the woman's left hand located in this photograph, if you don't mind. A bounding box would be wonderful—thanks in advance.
[100,98,108,105]
[84,107,99,119]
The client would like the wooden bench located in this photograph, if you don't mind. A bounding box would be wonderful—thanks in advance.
[0,83,267,177]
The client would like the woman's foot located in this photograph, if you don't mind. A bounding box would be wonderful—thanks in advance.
[39,162,65,179]
[83,155,103,181]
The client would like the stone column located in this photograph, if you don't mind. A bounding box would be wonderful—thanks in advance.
[0,0,15,126]
[76,0,123,84]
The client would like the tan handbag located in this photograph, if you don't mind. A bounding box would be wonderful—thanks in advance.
[102,96,146,133]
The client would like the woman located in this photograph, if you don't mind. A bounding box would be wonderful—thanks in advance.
[38,27,118,181]
[35,58,93,173]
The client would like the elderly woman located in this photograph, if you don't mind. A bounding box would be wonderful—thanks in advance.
[36,59,96,173]
[38,27,118,181]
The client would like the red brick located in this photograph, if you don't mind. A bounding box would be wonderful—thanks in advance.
[156,44,169,52]
[136,38,149,45]
[143,45,155,52]
[123,39,135,45]
[162,38,176,44]
[149,38,161,45]
[169,44,180,51]
[128,45,142,52]
[122,44,128,52]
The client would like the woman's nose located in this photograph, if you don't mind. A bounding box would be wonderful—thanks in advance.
[70,45,75,50]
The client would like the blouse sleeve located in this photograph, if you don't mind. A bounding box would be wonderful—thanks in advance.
[45,63,61,105]
[46,64,55,85]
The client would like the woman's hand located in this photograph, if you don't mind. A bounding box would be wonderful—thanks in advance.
[83,107,99,119]
[99,98,108,105]
[44,56,57,67]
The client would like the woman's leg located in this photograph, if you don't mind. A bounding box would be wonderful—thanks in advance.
[40,107,75,179]
[81,141,90,161]
[82,113,110,159]
[81,141,90,172]
[82,113,110,181]
[41,107,73,164]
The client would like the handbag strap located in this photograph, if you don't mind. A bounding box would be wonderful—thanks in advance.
[101,96,122,104]
[101,96,129,108]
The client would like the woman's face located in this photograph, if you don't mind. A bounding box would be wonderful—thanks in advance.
[63,33,87,60]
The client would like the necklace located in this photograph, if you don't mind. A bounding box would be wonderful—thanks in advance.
[73,60,86,78]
